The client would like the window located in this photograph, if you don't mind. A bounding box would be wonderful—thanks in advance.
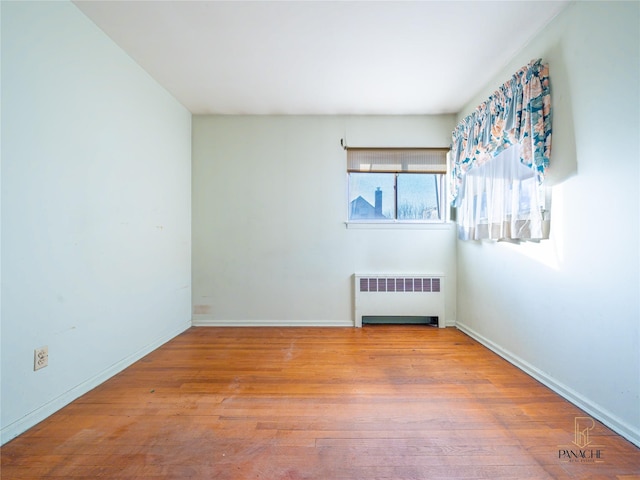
[347,148,448,222]
[450,59,551,240]
[456,143,547,240]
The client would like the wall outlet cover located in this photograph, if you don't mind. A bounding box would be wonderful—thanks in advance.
[34,346,49,371]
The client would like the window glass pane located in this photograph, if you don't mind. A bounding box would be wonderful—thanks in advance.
[348,173,395,220]
[397,174,441,220]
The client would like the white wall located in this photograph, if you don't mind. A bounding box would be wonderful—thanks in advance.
[1,1,192,443]
[192,115,457,326]
[455,1,640,446]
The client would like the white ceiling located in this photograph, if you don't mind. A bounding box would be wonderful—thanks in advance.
[73,0,569,115]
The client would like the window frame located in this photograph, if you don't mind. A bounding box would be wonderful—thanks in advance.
[345,147,450,226]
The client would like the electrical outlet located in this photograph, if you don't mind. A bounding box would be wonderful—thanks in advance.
[34,346,48,371]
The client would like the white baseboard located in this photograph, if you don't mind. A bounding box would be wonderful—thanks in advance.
[0,321,191,446]
[192,317,354,327]
[193,317,456,328]
[456,322,640,448]
[445,318,456,328]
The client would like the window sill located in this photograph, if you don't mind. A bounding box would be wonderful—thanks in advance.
[345,221,455,230]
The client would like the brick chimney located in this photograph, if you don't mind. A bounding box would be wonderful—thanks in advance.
[375,187,382,217]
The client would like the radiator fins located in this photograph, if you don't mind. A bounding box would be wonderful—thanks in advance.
[359,277,441,293]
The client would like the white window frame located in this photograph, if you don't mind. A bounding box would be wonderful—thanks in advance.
[345,147,450,228]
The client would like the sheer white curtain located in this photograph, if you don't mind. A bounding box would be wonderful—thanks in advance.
[456,144,547,240]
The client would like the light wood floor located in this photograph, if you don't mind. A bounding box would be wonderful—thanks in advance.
[2,326,639,479]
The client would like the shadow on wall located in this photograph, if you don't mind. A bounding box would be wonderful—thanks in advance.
[546,42,578,188]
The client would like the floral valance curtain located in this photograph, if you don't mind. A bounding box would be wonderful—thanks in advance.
[450,59,552,240]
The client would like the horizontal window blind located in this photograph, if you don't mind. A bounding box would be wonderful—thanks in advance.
[347,148,449,174]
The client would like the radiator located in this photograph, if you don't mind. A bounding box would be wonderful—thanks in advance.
[353,274,445,328]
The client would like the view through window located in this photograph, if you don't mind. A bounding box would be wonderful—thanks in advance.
[349,173,444,221]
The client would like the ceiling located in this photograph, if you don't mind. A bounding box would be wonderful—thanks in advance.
[73,0,570,115]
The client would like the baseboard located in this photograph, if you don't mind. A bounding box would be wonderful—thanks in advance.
[0,321,191,446]
[456,322,640,448]
[192,318,354,327]
[192,317,455,328]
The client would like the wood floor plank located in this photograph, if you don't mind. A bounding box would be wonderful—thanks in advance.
[2,326,638,479]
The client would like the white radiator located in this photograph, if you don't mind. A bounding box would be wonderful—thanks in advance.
[353,274,445,328]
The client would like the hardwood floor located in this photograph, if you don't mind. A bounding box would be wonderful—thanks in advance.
[2,326,639,479]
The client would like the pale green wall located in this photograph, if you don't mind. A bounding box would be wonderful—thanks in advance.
[1,1,192,443]
[455,1,640,446]
[192,115,457,326]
